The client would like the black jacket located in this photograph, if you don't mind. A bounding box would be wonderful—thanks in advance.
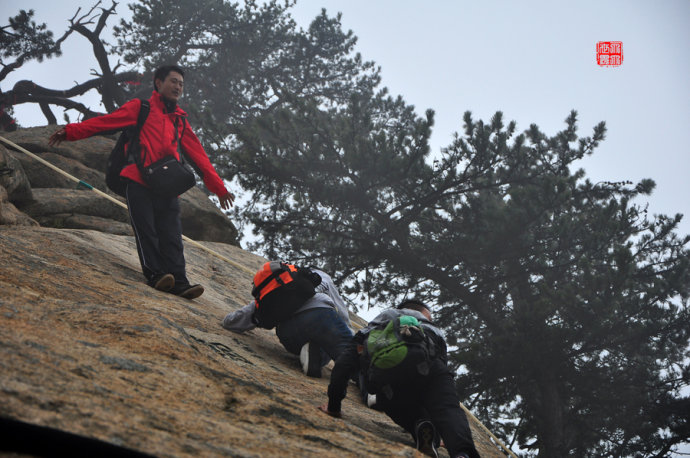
[326,308,447,413]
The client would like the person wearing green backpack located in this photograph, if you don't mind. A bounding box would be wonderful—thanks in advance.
[319,299,480,458]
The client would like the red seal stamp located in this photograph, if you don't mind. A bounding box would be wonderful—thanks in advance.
[597,41,623,67]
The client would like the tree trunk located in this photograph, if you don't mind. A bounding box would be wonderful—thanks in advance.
[523,375,572,457]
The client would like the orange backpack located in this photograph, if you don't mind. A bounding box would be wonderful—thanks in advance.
[251,261,321,329]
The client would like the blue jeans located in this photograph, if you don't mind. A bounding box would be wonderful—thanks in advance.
[276,307,353,367]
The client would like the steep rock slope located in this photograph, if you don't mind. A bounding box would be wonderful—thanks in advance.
[0,227,503,457]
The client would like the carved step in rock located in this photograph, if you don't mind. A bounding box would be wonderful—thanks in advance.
[33,213,132,235]
[9,150,108,192]
[20,188,129,223]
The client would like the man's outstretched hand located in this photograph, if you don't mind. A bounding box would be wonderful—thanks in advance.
[218,191,235,210]
[317,403,342,418]
[48,128,67,147]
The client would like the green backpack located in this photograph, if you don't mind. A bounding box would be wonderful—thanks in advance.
[363,315,434,391]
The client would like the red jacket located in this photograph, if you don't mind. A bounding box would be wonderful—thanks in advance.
[65,91,228,197]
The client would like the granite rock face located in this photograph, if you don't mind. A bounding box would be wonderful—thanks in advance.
[21,188,130,223]
[0,144,33,204]
[1,126,238,245]
[0,227,503,457]
[9,150,108,191]
[1,125,116,171]
[31,212,133,235]
[0,185,38,226]
[179,187,238,245]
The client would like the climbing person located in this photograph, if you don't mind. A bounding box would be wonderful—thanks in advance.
[48,65,234,299]
[222,262,353,378]
[318,299,480,458]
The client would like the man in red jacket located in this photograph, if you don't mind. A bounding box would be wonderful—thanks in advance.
[49,65,234,299]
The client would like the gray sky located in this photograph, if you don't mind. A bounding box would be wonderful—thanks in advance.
[289,0,690,237]
[4,0,689,238]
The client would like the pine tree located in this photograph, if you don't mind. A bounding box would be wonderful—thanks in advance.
[114,0,380,175]
[232,97,690,456]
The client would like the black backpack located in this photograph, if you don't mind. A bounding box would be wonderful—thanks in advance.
[105,99,150,197]
[360,314,435,395]
[250,261,322,330]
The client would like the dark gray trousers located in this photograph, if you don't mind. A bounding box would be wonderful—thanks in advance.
[376,359,480,458]
[125,181,188,285]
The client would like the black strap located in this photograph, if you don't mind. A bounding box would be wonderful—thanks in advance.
[179,116,186,141]
[252,271,286,299]
[130,99,150,171]
[136,100,150,130]
[174,117,201,178]
[172,117,180,145]
[173,117,187,165]
[129,103,196,180]
[0,167,12,177]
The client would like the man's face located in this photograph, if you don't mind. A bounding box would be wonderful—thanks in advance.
[156,71,184,102]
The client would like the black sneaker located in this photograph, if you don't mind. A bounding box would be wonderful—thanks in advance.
[300,342,322,378]
[148,273,175,292]
[414,419,439,458]
[169,283,204,300]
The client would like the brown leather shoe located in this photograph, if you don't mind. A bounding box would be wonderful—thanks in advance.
[150,273,175,292]
[170,283,204,300]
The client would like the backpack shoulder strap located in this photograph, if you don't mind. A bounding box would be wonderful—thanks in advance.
[130,99,150,169]
[137,99,150,129]
[179,115,187,139]
[174,115,198,172]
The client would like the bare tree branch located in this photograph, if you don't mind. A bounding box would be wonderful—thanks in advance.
[0,70,141,123]
[38,102,57,124]
[69,1,122,110]
[0,0,133,126]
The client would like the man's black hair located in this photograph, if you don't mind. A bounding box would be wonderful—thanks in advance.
[153,65,185,91]
[396,299,431,314]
